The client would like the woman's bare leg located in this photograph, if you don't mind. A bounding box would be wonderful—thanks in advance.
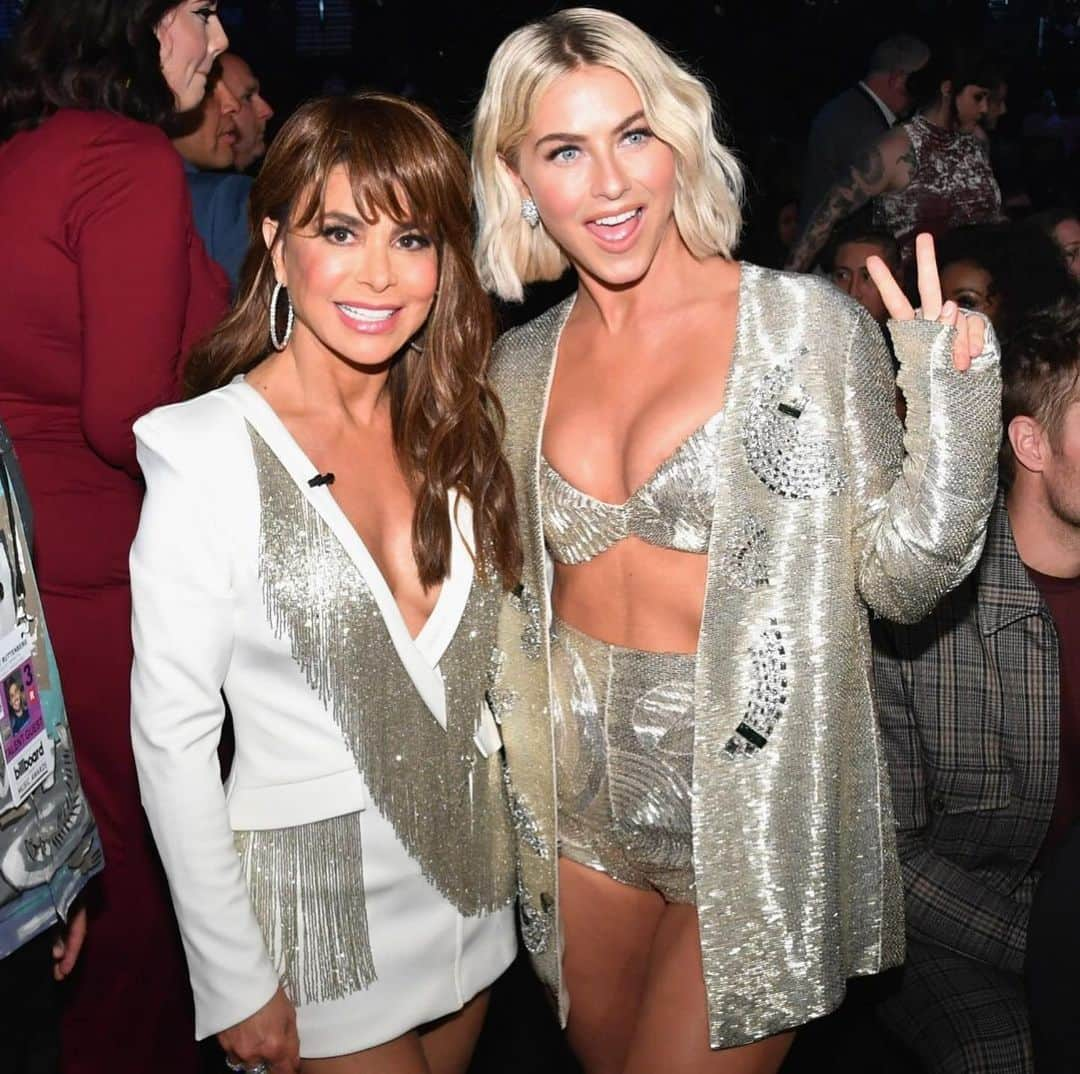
[624,904,794,1074]
[299,991,489,1074]
[419,991,490,1074]
[559,857,667,1074]
[300,1033,431,1074]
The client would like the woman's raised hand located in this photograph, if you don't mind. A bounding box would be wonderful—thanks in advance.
[218,987,300,1074]
[867,232,987,371]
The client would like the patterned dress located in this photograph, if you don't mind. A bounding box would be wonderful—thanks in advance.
[875,115,1003,265]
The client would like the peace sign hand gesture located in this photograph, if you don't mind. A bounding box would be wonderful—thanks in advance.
[866,232,987,372]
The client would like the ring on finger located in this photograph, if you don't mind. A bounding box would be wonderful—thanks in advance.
[246,1063,270,1074]
[224,1061,245,1073]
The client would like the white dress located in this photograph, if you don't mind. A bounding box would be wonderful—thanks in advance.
[130,378,516,1057]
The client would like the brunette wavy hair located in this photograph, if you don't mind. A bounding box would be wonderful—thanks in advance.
[185,92,522,590]
[0,0,182,139]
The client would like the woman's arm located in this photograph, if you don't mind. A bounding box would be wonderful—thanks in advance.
[847,236,1001,623]
[129,409,281,1039]
[787,127,916,272]
[72,125,226,477]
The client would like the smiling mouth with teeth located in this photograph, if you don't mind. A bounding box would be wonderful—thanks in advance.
[337,304,398,322]
[593,209,640,226]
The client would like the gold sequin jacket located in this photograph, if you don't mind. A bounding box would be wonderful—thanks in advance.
[489,264,1002,1047]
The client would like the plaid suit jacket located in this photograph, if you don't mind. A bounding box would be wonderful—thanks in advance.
[872,493,1059,975]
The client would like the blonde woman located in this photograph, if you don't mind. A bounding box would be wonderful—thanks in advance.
[472,9,1002,1073]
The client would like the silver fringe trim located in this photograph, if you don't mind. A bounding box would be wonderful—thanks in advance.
[249,426,516,920]
[236,811,375,1006]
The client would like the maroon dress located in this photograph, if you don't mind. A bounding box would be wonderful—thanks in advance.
[874,115,1004,265]
[0,110,229,1074]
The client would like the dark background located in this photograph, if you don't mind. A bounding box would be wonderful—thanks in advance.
[207,0,1078,200]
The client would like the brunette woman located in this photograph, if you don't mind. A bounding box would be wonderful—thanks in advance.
[472,9,1002,1073]
[789,44,1005,270]
[131,93,521,1074]
[0,3,229,1071]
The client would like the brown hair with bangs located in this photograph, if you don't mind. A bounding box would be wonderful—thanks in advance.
[184,92,522,589]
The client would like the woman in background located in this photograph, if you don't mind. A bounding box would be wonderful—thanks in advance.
[789,44,1004,271]
[0,3,229,1072]
[937,222,1075,338]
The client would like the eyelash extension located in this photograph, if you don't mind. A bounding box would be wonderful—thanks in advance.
[544,126,653,162]
[545,144,578,162]
[321,225,354,241]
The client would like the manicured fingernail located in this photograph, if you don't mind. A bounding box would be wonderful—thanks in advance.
[942,301,956,317]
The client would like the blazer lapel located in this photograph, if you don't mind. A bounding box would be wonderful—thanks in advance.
[224,378,456,727]
[507,296,576,603]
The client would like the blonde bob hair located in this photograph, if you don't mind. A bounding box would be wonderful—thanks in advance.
[472,7,745,302]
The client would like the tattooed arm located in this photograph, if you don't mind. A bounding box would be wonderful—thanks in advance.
[787,128,916,272]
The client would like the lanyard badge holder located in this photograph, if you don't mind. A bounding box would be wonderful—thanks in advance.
[0,460,50,807]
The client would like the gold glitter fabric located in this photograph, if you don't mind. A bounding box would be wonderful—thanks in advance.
[491,264,1002,1047]
[238,426,517,1005]
[540,410,721,563]
[552,618,696,904]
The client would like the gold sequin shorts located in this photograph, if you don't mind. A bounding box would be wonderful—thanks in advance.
[551,618,696,904]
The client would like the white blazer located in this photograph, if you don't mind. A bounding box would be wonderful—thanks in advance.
[129,379,502,1038]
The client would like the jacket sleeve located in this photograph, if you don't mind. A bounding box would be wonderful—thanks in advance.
[846,307,1001,624]
[872,622,1029,972]
[129,409,280,1038]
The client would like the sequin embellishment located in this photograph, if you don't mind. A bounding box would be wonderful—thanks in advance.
[236,813,374,1004]
[244,426,516,1000]
[486,646,518,726]
[541,411,721,565]
[742,368,844,498]
[518,877,553,954]
[510,583,544,661]
[716,515,771,589]
[724,620,788,757]
[503,765,548,860]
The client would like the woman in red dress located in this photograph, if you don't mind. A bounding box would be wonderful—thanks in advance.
[0,3,230,1072]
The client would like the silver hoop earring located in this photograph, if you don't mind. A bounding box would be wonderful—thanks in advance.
[521,198,540,229]
[269,281,294,351]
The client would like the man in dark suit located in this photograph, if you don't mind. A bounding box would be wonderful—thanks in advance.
[799,34,929,230]
[871,299,1080,1074]
[172,60,252,293]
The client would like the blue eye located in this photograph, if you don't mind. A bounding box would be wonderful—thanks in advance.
[547,145,580,163]
[623,127,652,146]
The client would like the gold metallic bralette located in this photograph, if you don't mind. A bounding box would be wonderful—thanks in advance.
[541,411,722,565]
